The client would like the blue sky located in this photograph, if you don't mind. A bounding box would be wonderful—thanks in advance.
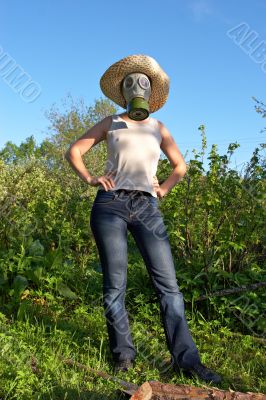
[0,0,265,172]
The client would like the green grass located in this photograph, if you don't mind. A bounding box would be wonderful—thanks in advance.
[0,300,265,400]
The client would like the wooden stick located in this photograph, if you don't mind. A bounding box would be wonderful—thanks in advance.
[196,282,266,301]
[60,357,138,396]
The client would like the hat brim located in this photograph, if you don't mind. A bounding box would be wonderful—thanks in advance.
[100,54,170,113]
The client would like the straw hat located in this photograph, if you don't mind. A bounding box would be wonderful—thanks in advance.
[100,54,170,113]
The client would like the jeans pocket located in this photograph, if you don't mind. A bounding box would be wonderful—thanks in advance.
[94,190,116,204]
[148,197,159,208]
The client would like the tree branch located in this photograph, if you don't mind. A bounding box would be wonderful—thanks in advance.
[196,282,266,301]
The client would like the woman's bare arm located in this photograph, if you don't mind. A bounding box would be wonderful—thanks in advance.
[158,121,187,195]
[65,116,112,184]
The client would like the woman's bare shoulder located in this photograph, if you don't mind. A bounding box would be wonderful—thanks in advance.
[99,115,114,139]
[154,119,168,138]
[103,114,114,129]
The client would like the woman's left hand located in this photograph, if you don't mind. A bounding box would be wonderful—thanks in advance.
[153,176,167,199]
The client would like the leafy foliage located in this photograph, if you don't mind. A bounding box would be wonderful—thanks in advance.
[0,95,265,343]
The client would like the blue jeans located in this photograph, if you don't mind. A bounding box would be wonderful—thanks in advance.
[89,188,201,369]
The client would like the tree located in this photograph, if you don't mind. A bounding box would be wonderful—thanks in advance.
[0,135,40,165]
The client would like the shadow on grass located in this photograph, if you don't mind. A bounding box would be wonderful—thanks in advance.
[155,358,249,393]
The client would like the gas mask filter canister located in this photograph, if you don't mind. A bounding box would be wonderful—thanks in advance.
[122,72,151,121]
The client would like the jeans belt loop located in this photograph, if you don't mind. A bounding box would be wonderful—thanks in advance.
[114,189,126,199]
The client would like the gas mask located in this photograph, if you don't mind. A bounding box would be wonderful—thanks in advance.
[122,72,151,121]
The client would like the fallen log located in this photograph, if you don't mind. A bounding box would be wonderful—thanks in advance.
[60,357,266,399]
[130,381,266,400]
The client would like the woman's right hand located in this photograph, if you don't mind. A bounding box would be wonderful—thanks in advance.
[88,171,116,191]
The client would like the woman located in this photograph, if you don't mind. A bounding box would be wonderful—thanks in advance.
[65,54,222,384]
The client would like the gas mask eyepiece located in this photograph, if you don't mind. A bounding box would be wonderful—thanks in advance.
[122,72,151,121]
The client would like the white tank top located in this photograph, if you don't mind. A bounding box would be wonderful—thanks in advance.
[97,114,162,197]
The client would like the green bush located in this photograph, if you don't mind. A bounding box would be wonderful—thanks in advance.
[0,96,265,338]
